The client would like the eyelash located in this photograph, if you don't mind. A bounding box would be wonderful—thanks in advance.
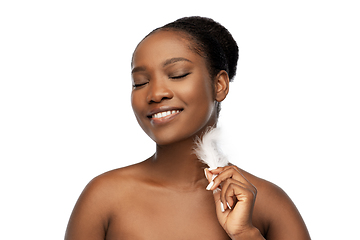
[170,72,191,79]
[132,73,191,88]
[133,82,148,88]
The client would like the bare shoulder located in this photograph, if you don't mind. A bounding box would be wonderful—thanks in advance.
[65,162,148,240]
[239,169,289,206]
[90,162,146,191]
[239,168,311,240]
[80,161,151,210]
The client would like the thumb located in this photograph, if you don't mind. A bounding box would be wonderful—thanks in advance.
[204,168,214,183]
[204,169,224,212]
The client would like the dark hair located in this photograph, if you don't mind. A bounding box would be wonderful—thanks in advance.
[158,16,239,82]
[136,16,239,116]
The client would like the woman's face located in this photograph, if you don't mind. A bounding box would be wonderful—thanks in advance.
[131,30,218,146]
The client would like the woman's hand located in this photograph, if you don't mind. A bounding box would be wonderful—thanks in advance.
[205,166,264,240]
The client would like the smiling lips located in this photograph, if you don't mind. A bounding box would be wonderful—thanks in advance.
[148,108,183,125]
[152,110,181,119]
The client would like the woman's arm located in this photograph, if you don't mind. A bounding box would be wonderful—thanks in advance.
[65,177,111,240]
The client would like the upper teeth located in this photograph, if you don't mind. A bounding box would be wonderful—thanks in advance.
[152,110,180,119]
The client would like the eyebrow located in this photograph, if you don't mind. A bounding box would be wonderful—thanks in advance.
[131,66,146,74]
[162,57,193,67]
[131,57,192,74]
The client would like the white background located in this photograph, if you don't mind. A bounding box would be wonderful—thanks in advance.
[1,0,359,239]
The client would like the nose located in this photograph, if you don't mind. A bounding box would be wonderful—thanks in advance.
[146,79,173,103]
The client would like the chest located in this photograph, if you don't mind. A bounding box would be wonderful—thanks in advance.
[106,188,231,240]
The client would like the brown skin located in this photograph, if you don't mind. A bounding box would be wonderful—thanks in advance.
[65,30,311,240]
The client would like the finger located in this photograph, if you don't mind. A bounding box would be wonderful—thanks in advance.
[208,166,252,191]
[220,178,251,210]
[208,166,225,175]
[212,185,230,217]
[211,166,243,183]
[228,182,256,208]
[209,165,239,175]
[204,168,209,181]
[204,168,216,183]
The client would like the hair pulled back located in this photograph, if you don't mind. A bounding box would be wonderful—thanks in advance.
[156,16,239,82]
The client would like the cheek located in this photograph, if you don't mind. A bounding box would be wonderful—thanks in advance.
[131,92,144,123]
[181,77,214,108]
[130,93,138,114]
[131,92,156,139]
[177,76,216,124]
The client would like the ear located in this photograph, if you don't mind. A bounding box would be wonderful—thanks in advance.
[214,70,230,102]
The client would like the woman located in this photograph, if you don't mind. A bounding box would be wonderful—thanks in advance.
[65,16,310,240]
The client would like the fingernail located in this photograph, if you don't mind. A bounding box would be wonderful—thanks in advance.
[226,202,232,210]
[220,202,225,212]
[213,187,221,194]
[206,181,214,190]
[204,168,208,180]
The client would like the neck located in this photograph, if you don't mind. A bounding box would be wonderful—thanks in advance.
[148,136,208,189]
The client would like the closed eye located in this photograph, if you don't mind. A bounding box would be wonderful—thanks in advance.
[133,82,148,88]
[170,72,191,79]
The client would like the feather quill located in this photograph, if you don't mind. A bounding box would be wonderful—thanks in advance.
[194,127,229,170]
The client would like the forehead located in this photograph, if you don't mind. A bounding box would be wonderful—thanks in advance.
[132,30,202,69]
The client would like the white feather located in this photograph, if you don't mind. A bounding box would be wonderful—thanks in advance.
[194,127,229,169]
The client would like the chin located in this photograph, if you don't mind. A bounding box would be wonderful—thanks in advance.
[149,132,189,146]
[148,124,216,147]
[138,107,218,146]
